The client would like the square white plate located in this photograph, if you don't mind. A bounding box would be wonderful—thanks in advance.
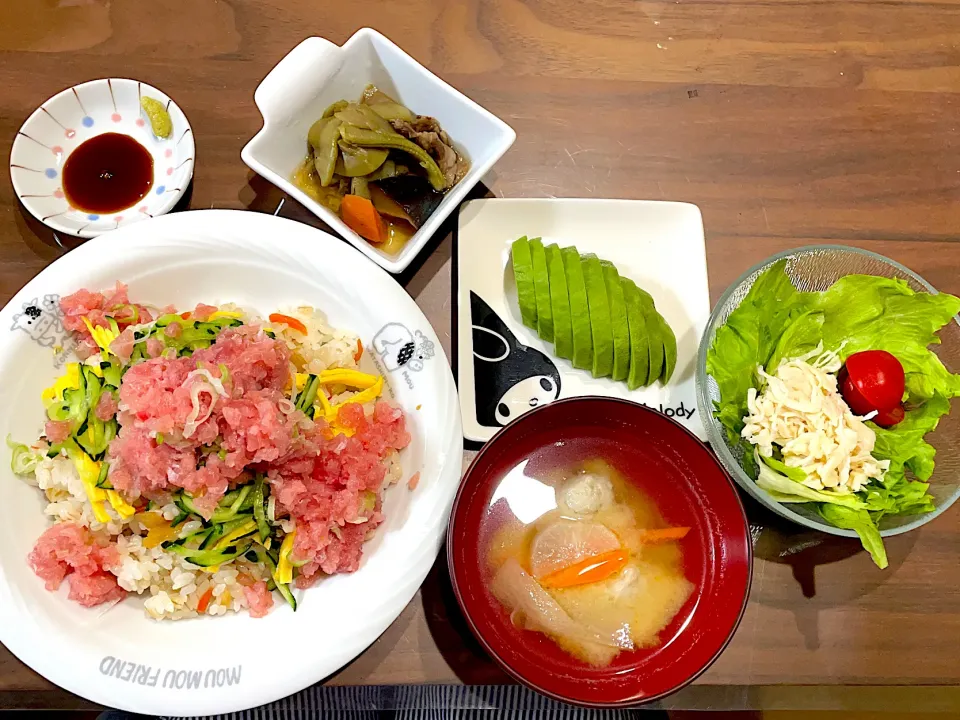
[241,29,516,274]
[457,198,710,443]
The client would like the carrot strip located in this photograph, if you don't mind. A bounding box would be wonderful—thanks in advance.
[354,339,364,363]
[197,587,214,613]
[538,548,629,589]
[341,194,386,243]
[634,527,691,543]
[180,311,191,320]
[269,313,307,334]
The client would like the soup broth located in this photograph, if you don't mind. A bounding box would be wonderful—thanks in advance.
[484,456,693,666]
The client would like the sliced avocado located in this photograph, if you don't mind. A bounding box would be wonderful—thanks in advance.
[657,312,678,384]
[600,260,630,382]
[529,238,554,343]
[621,278,651,390]
[511,236,537,329]
[546,244,573,359]
[561,246,593,370]
[581,253,613,378]
[633,285,665,385]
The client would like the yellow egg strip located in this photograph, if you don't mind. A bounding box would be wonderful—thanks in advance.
[106,490,135,519]
[276,530,296,585]
[317,368,379,389]
[208,310,244,320]
[213,519,257,551]
[81,317,119,355]
[42,363,80,405]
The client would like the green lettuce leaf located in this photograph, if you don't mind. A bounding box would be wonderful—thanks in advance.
[760,454,808,483]
[872,392,951,483]
[819,505,888,569]
[707,261,807,467]
[811,275,960,401]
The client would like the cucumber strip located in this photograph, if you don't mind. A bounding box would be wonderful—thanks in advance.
[175,492,204,517]
[95,461,112,489]
[275,580,298,611]
[296,375,320,412]
[218,488,243,507]
[199,525,223,550]
[253,476,271,542]
[253,545,297,610]
[102,362,122,388]
[169,539,253,567]
[211,484,253,523]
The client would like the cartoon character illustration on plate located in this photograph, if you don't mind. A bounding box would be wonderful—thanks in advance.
[373,322,435,372]
[11,295,66,348]
[470,291,561,429]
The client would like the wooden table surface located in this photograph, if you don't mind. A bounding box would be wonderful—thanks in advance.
[2,0,960,713]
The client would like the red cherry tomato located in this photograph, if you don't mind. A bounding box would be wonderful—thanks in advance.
[842,350,905,412]
[839,369,876,416]
[873,404,905,428]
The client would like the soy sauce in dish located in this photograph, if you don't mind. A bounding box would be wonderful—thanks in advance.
[62,133,154,214]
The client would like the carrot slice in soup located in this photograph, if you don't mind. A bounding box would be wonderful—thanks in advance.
[634,527,691,543]
[538,548,629,589]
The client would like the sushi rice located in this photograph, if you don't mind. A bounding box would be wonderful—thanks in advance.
[12,285,410,620]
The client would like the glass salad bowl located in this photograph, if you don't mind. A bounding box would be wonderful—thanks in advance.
[697,245,960,538]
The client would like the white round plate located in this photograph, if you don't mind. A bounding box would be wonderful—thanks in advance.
[10,78,195,238]
[0,210,462,715]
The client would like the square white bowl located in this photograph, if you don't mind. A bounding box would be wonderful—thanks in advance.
[241,29,516,274]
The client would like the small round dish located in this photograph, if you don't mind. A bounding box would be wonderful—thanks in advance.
[10,78,195,239]
[447,397,752,707]
[696,245,960,537]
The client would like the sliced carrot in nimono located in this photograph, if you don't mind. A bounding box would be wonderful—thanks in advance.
[538,548,629,589]
[341,194,387,243]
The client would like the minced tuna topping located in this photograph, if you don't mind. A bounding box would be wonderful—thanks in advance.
[11,284,416,620]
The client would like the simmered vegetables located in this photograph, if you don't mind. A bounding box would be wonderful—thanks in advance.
[292,85,469,255]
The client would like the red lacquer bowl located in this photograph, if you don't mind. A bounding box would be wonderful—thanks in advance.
[447,397,752,707]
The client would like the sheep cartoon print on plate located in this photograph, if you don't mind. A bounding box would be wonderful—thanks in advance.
[372,322,436,372]
[470,291,561,429]
[11,295,68,347]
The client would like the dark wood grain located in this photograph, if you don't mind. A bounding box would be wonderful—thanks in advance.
[1,0,959,711]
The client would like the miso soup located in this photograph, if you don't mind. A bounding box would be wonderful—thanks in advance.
[484,454,694,666]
